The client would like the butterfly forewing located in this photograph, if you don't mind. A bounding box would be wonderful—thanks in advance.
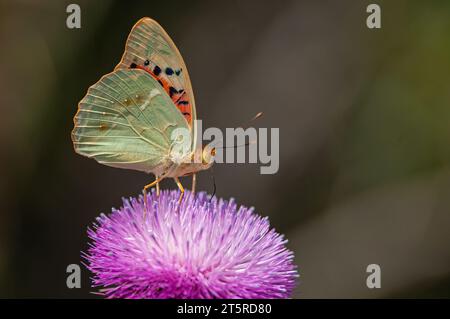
[115,18,198,152]
[72,69,189,174]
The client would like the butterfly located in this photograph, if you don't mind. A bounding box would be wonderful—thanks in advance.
[71,18,216,203]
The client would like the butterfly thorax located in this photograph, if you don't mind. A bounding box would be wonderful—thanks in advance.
[165,145,215,177]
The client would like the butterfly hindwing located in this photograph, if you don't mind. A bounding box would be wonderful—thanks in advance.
[72,69,189,174]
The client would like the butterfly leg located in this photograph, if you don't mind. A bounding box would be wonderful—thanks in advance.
[191,173,197,194]
[174,177,185,204]
[143,176,163,219]
[156,175,160,196]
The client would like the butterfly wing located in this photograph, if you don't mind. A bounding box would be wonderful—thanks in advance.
[71,69,189,174]
[115,17,198,153]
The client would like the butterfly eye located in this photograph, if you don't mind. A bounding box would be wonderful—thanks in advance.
[144,60,150,66]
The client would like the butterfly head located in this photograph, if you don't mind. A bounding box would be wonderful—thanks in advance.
[201,145,216,169]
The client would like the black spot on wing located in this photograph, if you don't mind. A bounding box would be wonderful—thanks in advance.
[130,63,137,68]
[169,86,178,98]
[154,65,161,76]
[165,67,174,75]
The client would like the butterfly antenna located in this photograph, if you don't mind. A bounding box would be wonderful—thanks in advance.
[218,141,254,150]
[241,111,263,129]
[214,112,263,150]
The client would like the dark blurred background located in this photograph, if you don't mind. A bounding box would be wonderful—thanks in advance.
[1,0,450,298]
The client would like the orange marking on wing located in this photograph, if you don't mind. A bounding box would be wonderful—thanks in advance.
[134,65,192,125]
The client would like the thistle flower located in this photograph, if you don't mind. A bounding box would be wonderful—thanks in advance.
[84,190,298,299]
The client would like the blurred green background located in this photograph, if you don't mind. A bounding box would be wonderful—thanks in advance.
[1,0,449,298]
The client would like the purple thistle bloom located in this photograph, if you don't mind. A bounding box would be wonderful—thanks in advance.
[84,190,298,299]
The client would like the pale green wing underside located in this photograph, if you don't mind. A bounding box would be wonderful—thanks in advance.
[115,17,198,152]
[72,69,189,174]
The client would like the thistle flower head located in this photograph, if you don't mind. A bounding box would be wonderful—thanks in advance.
[85,190,298,299]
